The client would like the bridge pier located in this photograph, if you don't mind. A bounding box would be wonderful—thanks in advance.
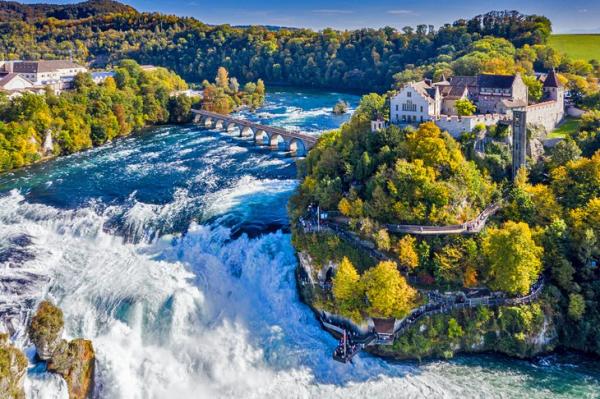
[191,109,316,157]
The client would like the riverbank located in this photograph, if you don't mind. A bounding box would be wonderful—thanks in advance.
[1,87,599,397]
[294,243,558,362]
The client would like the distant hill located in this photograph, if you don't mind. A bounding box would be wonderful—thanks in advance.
[0,0,137,21]
[548,34,600,61]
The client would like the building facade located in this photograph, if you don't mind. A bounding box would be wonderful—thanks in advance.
[389,71,564,137]
[0,60,87,88]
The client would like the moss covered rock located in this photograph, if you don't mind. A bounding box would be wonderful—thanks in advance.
[29,300,64,361]
[0,333,28,399]
[47,339,95,399]
[29,301,95,399]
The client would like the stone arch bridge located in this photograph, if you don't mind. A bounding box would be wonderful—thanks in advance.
[192,109,318,156]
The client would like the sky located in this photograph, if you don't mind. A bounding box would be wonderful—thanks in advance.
[21,0,600,33]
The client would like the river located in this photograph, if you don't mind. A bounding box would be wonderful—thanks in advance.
[0,88,598,398]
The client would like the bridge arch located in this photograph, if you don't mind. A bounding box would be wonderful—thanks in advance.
[289,138,307,156]
[214,119,225,130]
[240,126,254,137]
[270,133,289,150]
[203,117,214,128]
[226,122,238,133]
[254,129,270,145]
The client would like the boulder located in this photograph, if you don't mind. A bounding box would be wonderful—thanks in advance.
[0,333,28,399]
[29,301,95,399]
[47,339,95,399]
[29,301,64,361]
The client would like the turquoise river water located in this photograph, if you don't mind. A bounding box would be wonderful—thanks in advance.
[0,88,598,398]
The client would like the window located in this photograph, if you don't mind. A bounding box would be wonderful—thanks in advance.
[402,100,417,112]
[407,91,412,98]
[420,106,423,112]
[396,104,398,111]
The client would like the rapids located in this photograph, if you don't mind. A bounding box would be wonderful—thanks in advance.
[0,88,598,398]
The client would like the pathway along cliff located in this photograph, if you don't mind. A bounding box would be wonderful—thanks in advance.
[0,88,598,398]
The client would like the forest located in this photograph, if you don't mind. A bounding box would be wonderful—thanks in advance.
[0,7,573,92]
[290,91,600,355]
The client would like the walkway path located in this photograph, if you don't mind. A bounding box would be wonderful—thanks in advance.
[299,202,545,363]
[324,201,502,236]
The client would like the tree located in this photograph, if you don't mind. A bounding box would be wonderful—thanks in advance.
[228,77,240,93]
[551,151,600,209]
[482,221,543,295]
[447,318,464,340]
[332,257,361,318]
[216,66,229,89]
[455,98,477,116]
[361,261,417,318]
[568,293,586,321]
[522,75,543,103]
[548,138,581,170]
[338,198,352,216]
[374,229,391,251]
[168,95,193,124]
[396,235,419,269]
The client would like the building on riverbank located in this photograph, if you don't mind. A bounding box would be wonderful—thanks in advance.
[0,60,87,95]
[389,70,565,136]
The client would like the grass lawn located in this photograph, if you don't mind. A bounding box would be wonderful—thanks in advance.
[548,34,600,61]
[548,117,581,139]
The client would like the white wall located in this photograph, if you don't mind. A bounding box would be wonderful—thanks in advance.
[390,85,434,124]
[2,76,33,90]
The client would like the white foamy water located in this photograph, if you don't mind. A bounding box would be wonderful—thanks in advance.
[1,88,598,398]
[1,188,598,399]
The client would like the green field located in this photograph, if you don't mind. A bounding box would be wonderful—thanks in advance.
[549,34,600,61]
[548,117,581,139]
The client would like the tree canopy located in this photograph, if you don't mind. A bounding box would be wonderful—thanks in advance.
[482,221,543,295]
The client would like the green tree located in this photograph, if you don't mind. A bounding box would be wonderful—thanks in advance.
[168,95,193,124]
[482,221,543,295]
[361,261,417,318]
[332,257,362,318]
[522,75,543,103]
[568,293,586,321]
[396,235,419,270]
[455,98,477,116]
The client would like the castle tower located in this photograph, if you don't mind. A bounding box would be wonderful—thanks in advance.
[543,69,564,102]
[512,109,527,179]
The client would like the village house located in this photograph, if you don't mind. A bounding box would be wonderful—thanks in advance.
[0,60,87,94]
[389,70,565,136]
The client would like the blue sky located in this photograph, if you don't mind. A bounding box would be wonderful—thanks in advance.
[23,0,600,33]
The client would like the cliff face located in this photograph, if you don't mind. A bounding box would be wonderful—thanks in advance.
[0,334,28,399]
[297,251,558,362]
[29,301,95,399]
[368,303,557,361]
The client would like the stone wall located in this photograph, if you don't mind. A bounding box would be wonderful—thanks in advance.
[434,114,508,137]
[526,100,564,132]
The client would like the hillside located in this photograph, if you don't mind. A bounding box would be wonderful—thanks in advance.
[0,0,136,21]
[0,8,553,92]
[549,34,600,61]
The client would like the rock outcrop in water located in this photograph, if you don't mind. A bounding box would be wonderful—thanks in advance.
[0,333,28,399]
[29,301,95,399]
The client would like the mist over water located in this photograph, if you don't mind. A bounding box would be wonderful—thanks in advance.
[1,89,599,398]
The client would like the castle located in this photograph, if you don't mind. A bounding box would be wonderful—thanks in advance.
[388,70,565,137]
